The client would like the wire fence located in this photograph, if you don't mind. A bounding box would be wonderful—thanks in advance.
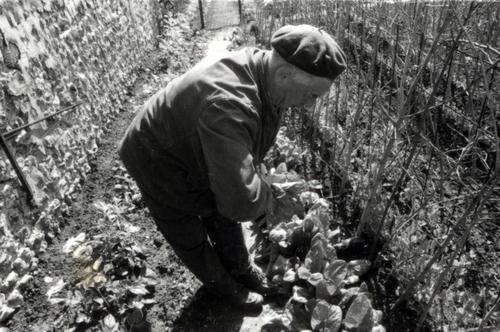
[255,0,499,204]
[193,0,243,30]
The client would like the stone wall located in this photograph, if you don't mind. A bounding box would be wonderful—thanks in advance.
[0,0,154,322]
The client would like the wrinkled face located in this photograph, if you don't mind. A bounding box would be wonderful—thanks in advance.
[287,70,333,109]
[271,64,333,110]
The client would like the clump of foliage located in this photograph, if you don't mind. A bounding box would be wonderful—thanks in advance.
[254,130,385,332]
[47,232,158,331]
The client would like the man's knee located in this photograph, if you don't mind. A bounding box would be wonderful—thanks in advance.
[153,214,208,252]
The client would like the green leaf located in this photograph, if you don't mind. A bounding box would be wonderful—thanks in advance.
[324,260,347,286]
[66,290,83,306]
[303,215,317,233]
[372,310,383,325]
[288,301,312,331]
[307,180,323,190]
[307,272,324,287]
[46,279,66,299]
[7,71,27,96]
[292,286,310,304]
[326,244,337,262]
[344,275,360,286]
[311,232,327,250]
[92,256,103,271]
[314,260,347,298]
[305,239,326,273]
[343,294,374,332]
[283,269,297,283]
[271,255,289,275]
[6,290,23,308]
[348,260,371,277]
[126,308,144,326]
[339,287,360,308]
[285,216,304,232]
[276,162,287,173]
[102,314,119,332]
[311,300,342,332]
[327,228,341,244]
[299,191,319,205]
[75,311,90,324]
[359,282,369,294]
[129,285,149,296]
[72,244,92,260]
[141,298,157,305]
[269,226,287,243]
[0,305,15,323]
[315,279,338,300]
[308,199,331,231]
[298,265,312,280]
[279,180,307,196]
[371,325,386,332]
[315,279,329,300]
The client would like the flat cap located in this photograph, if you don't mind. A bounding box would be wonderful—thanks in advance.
[271,24,347,80]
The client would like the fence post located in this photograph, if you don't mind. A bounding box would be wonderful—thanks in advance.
[151,0,161,48]
[0,132,33,201]
[238,0,242,23]
[198,0,205,29]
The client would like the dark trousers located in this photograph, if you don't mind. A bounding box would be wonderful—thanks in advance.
[142,191,252,297]
[119,147,252,297]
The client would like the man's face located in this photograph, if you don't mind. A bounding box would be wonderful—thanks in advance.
[282,69,333,109]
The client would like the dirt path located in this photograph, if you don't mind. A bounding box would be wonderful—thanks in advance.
[204,0,241,30]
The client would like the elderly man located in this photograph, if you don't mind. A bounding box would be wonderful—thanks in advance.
[119,24,346,309]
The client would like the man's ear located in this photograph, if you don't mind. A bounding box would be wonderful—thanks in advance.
[274,65,294,86]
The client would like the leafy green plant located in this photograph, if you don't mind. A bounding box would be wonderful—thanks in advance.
[55,233,158,331]
[255,131,385,332]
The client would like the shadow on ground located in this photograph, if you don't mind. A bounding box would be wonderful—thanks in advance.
[172,287,262,331]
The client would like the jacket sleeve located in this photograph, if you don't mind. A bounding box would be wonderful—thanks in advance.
[197,98,273,221]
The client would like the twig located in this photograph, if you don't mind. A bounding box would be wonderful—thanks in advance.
[414,183,494,332]
[369,144,419,261]
[392,179,494,310]
[3,103,83,140]
[477,294,500,332]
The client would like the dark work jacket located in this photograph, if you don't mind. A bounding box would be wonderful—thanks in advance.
[119,48,281,221]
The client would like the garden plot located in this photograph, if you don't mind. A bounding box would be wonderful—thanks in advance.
[1,1,499,331]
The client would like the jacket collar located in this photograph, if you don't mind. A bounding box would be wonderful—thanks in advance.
[255,50,281,117]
